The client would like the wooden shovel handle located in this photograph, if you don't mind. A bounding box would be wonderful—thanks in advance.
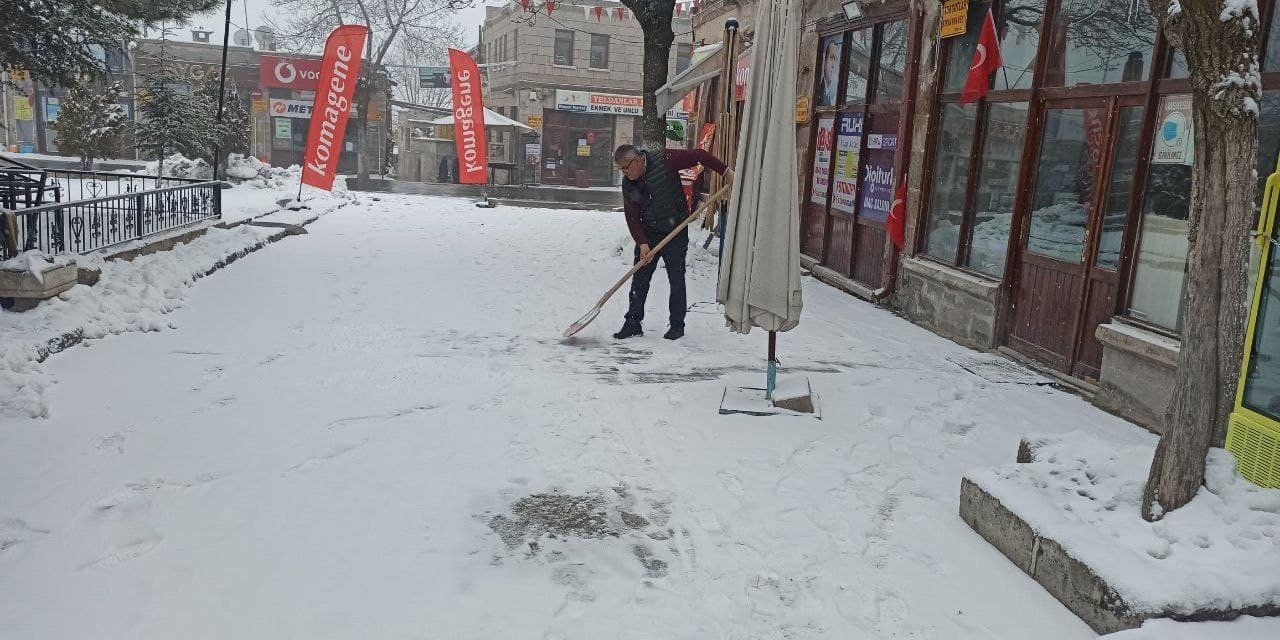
[593,182,733,308]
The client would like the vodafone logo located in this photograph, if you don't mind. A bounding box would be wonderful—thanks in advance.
[274,61,297,85]
[260,55,323,89]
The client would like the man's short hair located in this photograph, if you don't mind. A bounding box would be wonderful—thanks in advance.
[613,144,642,162]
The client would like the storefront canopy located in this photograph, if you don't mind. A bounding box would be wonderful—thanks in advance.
[428,107,534,130]
[654,42,724,115]
[716,0,802,334]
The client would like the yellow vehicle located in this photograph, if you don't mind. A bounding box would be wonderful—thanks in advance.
[1229,150,1280,488]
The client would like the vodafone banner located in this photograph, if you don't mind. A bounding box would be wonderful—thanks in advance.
[301,24,368,192]
[448,48,488,184]
[259,55,323,89]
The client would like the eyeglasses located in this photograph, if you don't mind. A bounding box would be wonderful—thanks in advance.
[615,157,640,173]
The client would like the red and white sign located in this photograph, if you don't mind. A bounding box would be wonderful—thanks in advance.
[554,89,643,116]
[810,116,836,206]
[260,54,324,89]
[301,25,368,192]
[449,48,489,184]
[734,50,752,102]
[269,98,314,118]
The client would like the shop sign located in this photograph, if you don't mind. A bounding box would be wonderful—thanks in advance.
[942,0,969,39]
[260,54,324,89]
[527,115,543,128]
[554,89,643,116]
[270,98,315,119]
[418,66,450,89]
[12,96,32,121]
[831,113,863,215]
[275,117,292,139]
[860,161,895,221]
[795,96,810,124]
[866,133,898,150]
[1153,94,1193,166]
[811,115,836,206]
[734,49,752,101]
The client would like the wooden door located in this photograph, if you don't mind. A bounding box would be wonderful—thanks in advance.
[1008,99,1112,371]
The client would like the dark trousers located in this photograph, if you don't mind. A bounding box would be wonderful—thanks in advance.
[625,230,688,329]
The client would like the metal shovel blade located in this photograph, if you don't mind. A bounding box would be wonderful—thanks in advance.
[563,306,601,338]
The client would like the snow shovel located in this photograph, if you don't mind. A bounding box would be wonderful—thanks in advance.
[563,183,733,338]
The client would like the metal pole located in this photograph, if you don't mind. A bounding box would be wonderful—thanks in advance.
[767,331,777,401]
[213,0,234,181]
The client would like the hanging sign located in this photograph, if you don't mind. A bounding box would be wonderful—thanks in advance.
[810,115,836,206]
[1153,94,1193,166]
[795,96,810,124]
[301,24,368,192]
[942,0,969,39]
[831,113,863,214]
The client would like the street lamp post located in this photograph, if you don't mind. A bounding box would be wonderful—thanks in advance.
[214,0,233,181]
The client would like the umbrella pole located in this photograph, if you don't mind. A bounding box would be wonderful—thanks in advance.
[766,331,777,401]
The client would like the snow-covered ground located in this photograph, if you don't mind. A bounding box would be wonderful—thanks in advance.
[0,193,1270,638]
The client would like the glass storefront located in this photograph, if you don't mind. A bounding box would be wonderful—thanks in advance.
[924,104,977,263]
[1043,0,1157,86]
[967,102,1029,277]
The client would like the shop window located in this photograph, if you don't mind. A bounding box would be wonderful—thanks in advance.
[554,29,574,66]
[816,33,844,107]
[1043,0,1157,86]
[876,22,907,102]
[994,0,1042,91]
[590,34,610,69]
[676,43,694,73]
[1026,108,1103,263]
[966,101,1030,277]
[1096,106,1145,270]
[1130,94,1193,331]
[924,103,979,262]
[943,2,993,93]
[1268,4,1280,71]
[846,28,874,105]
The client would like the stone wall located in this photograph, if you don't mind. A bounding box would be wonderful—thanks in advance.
[894,257,1000,350]
[1093,323,1178,434]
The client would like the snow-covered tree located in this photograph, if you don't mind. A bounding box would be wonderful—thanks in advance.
[194,73,251,164]
[1140,0,1263,520]
[1,0,218,89]
[268,0,467,184]
[135,73,214,165]
[52,82,129,170]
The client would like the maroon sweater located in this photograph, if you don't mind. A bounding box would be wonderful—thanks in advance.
[623,149,728,245]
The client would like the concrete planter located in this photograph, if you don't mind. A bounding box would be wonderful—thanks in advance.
[0,258,78,311]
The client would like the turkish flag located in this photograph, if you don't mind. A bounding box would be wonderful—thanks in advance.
[887,177,907,249]
[960,8,1002,105]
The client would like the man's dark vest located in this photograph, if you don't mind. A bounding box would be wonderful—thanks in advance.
[624,150,689,239]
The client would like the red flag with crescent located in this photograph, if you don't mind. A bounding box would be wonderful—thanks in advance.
[887,176,907,249]
[960,8,1002,105]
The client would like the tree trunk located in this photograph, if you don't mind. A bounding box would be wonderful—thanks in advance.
[1141,0,1261,520]
[355,83,372,186]
[624,0,676,150]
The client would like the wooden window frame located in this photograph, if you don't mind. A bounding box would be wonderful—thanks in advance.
[553,29,575,67]
[589,34,610,70]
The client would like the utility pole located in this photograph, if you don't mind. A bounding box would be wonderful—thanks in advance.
[214,0,234,180]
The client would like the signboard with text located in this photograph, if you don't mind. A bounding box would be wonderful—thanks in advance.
[270,98,315,119]
[810,115,836,206]
[260,54,324,89]
[831,113,863,215]
[942,0,969,38]
[555,89,643,116]
[1153,94,1193,166]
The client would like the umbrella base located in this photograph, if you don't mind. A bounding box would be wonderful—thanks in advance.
[718,378,819,418]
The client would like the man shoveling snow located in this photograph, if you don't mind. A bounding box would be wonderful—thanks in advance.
[612,144,732,341]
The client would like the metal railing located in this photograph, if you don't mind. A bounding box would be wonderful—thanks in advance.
[41,168,204,203]
[2,180,221,259]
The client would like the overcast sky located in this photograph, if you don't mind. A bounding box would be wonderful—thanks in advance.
[175,0,492,49]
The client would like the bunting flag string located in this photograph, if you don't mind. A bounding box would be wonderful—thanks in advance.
[545,1,555,16]
[593,5,605,21]
[615,6,627,21]
[519,0,529,11]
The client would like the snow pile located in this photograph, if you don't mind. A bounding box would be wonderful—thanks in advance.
[223,154,303,189]
[143,154,213,180]
[0,251,75,284]
[968,430,1280,616]
[1101,615,1280,639]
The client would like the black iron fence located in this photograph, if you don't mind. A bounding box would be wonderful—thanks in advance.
[42,168,203,203]
[2,181,221,259]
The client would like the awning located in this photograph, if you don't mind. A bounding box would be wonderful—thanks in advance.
[428,107,534,130]
[654,42,724,115]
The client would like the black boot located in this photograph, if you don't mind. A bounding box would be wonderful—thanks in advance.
[614,323,643,339]
[663,326,684,341]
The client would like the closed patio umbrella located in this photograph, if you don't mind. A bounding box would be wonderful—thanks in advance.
[715,0,802,400]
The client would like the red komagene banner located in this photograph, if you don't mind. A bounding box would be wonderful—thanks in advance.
[302,24,369,191]
[448,48,489,184]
